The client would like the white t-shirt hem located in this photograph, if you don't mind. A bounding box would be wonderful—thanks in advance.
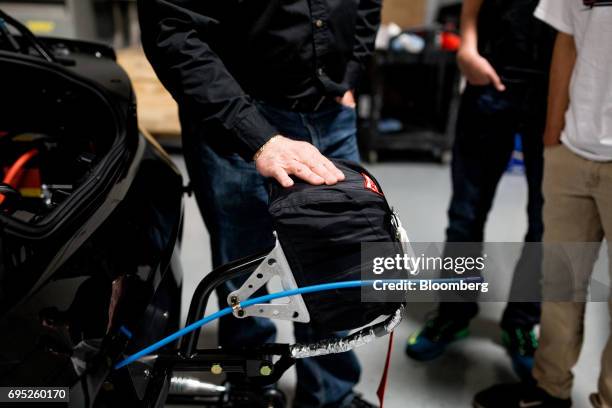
[561,136,612,162]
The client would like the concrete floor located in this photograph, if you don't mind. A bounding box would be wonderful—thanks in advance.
[172,155,608,408]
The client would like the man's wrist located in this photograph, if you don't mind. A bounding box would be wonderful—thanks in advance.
[342,60,362,91]
[458,44,479,58]
[543,130,562,146]
[253,135,282,161]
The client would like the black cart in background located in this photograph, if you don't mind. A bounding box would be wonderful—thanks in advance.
[358,29,462,164]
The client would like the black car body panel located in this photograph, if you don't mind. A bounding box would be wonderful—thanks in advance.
[0,19,184,407]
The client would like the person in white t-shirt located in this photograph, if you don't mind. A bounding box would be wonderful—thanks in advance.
[473,1,612,407]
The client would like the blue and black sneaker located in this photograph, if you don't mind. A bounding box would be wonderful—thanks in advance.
[405,314,470,361]
[501,326,539,382]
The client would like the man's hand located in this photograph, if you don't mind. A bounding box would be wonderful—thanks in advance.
[457,48,506,92]
[255,136,346,188]
[336,90,356,108]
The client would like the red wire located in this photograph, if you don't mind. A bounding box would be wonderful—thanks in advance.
[0,149,39,205]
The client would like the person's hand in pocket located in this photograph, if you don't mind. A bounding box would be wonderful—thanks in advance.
[457,48,506,92]
[336,90,356,108]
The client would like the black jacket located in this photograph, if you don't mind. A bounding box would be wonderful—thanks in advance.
[137,0,382,159]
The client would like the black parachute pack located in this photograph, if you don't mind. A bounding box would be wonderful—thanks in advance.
[268,160,405,333]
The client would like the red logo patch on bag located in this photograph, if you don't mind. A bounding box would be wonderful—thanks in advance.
[362,173,383,196]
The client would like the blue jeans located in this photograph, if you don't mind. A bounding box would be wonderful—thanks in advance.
[439,83,545,328]
[182,102,361,408]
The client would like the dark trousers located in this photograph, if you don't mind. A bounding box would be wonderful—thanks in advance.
[182,102,361,408]
[439,82,546,329]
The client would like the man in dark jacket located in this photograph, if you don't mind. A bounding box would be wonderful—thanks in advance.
[405,0,556,382]
[137,1,381,407]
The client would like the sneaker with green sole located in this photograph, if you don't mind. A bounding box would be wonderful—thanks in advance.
[405,314,470,361]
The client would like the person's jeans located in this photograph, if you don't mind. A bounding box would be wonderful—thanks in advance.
[182,101,361,408]
[438,82,546,329]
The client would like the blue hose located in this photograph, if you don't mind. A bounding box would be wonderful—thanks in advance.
[114,278,481,369]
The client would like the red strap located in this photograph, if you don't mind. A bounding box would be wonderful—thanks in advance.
[376,332,394,408]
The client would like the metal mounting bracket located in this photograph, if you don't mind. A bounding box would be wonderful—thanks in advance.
[391,209,418,274]
[227,237,311,323]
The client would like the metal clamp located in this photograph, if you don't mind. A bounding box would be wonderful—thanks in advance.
[227,237,311,323]
[391,209,418,275]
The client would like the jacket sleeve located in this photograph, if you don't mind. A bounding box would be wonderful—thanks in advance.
[137,0,276,160]
[343,0,382,89]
